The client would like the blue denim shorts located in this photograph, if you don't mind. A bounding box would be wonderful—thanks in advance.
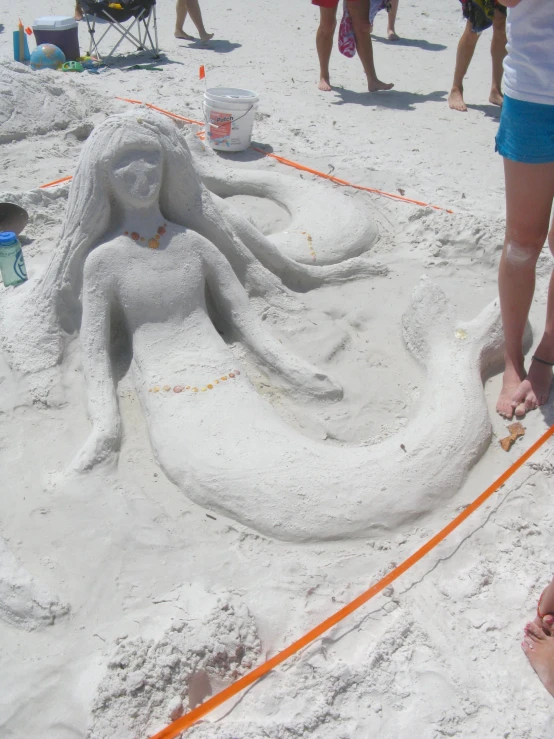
[496,95,554,164]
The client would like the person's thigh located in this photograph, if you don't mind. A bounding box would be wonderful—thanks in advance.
[504,159,554,251]
[346,0,369,31]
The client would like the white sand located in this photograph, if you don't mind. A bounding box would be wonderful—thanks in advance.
[1,2,554,738]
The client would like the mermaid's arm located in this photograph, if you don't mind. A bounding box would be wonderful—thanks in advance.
[203,240,342,400]
[71,251,121,471]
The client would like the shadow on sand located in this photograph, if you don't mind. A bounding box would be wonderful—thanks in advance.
[466,103,502,120]
[371,34,447,52]
[333,88,447,111]
[178,39,241,54]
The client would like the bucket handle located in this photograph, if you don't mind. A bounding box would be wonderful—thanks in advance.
[202,101,256,130]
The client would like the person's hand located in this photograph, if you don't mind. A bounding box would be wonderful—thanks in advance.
[70,423,120,473]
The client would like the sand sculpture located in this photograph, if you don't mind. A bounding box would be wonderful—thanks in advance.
[186,130,379,265]
[0,110,498,544]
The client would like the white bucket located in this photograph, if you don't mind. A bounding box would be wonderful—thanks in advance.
[203,87,259,152]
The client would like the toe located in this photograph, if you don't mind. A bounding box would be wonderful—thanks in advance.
[525,621,547,641]
[543,615,554,635]
[525,395,539,411]
[513,402,527,418]
[522,637,534,652]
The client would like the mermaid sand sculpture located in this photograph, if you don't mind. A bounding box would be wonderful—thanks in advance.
[3,111,504,546]
[29,110,502,543]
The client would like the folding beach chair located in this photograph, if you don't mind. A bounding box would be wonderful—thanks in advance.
[81,0,159,61]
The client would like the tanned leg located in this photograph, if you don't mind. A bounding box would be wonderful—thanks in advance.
[175,0,213,41]
[497,160,554,418]
[347,0,393,91]
[185,0,213,41]
[387,0,399,40]
[316,7,337,91]
[175,0,194,39]
[448,20,480,112]
[490,9,507,106]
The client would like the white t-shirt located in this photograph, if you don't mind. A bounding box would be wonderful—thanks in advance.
[503,0,554,106]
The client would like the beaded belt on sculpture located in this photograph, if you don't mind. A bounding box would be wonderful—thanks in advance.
[148,370,241,395]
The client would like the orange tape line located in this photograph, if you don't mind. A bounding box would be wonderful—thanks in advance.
[251,148,453,213]
[115,97,204,126]
[149,424,554,739]
[39,175,73,189]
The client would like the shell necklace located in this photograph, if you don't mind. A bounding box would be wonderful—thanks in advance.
[124,223,167,249]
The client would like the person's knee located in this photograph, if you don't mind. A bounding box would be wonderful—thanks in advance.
[318,18,336,36]
[505,235,546,266]
[350,17,371,35]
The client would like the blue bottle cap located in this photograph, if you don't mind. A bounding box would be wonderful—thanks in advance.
[0,232,18,247]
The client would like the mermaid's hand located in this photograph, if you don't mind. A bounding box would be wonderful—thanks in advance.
[295,366,343,401]
[70,423,121,473]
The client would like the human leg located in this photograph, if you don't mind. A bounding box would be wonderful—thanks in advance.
[175,0,212,41]
[489,8,507,106]
[315,6,337,91]
[347,0,393,91]
[387,0,399,40]
[74,2,83,21]
[496,159,554,418]
[448,20,480,112]
[175,0,194,39]
[184,0,213,41]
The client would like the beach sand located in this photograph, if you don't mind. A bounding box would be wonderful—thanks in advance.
[1,1,554,737]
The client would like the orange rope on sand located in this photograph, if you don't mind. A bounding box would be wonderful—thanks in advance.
[117,98,453,213]
[148,424,554,739]
[115,97,204,126]
[39,175,73,189]
[250,148,454,213]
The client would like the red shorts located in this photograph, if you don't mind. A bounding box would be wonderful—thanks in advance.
[312,0,357,7]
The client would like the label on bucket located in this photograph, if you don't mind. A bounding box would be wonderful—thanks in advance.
[209,110,233,145]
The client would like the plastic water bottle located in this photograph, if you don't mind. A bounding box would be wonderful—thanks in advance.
[0,232,28,287]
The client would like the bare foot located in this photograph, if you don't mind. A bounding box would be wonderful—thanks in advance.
[367,79,394,92]
[522,621,554,698]
[511,357,553,417]
[174,30,195,40]
[318,76,332,92]
[448,86,467,112]
[74,9,83,20]
[489,89,504,106]
[496,363,526,419]
[199,32,214,43]
[387,30,399,40]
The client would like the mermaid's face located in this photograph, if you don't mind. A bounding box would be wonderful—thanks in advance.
[108,143,163,209]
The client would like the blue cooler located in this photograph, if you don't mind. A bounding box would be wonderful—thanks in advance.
[32,17,80,62]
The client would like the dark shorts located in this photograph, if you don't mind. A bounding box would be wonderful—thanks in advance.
[496,95,554,164]
[312,0,357,7]
[459,0,506,33]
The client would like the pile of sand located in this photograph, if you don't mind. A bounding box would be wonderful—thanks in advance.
[0,61,105,144]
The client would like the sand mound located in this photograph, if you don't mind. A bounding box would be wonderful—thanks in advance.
[88,597,261,739]
[0,62,105,145]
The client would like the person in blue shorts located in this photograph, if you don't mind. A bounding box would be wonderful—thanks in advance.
[495,0,554,422]
[495,0,554,701]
